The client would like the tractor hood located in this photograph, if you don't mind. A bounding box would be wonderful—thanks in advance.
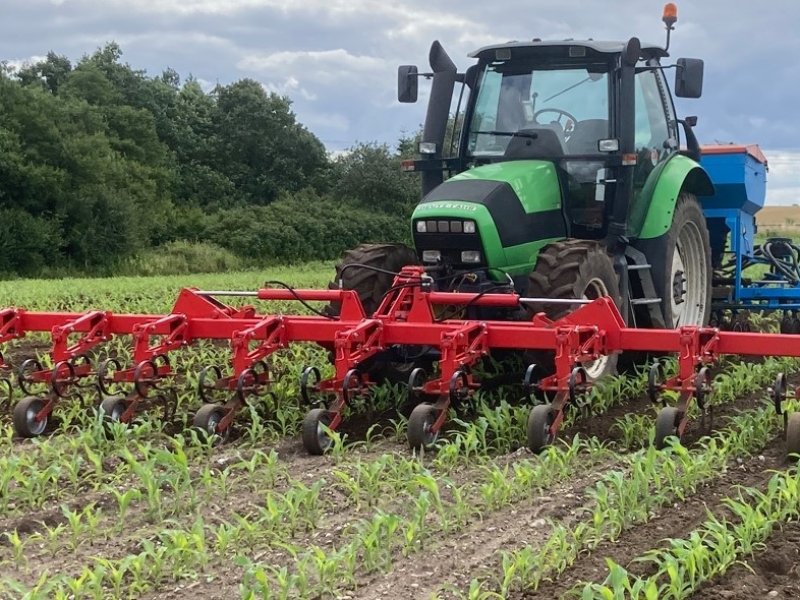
[412,160,567,275]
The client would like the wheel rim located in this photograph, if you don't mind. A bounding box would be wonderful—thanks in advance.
[316,417,332,450]
[206,412,221,434]
[26,402,47,435]
[111,402,125,421]
[422,412,438,446]
[581,277,611,380]
[671,220,708,326]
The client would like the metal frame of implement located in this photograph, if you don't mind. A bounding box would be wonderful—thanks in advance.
[1,266,799,455]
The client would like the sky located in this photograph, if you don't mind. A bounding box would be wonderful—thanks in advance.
[2,0,800,205]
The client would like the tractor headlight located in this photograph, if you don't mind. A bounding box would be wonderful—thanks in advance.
[416,220,427,233]
[461,251,481,264]
[422,250,442,263]
[463,220,476,234]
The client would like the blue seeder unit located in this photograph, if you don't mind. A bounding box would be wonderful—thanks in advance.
[699,145,800,312]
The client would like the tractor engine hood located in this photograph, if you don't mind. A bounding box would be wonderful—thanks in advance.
[411,160,568,276]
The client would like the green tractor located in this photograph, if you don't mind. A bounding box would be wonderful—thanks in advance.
[332,5,712,380]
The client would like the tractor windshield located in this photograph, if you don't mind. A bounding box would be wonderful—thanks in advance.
[467,61,611,158]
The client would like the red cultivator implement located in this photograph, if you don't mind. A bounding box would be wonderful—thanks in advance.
[2,266,800,457]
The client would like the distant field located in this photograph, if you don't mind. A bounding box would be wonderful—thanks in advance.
[756,205,800,233]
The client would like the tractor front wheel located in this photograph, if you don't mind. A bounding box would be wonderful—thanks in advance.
[527,239,622,380]
[325,243,425,383]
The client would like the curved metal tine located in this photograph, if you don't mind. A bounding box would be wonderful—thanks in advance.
[522,363,539,399]
[771,372,788,415]
[133,359,159,399]
[341,368,363,404]
[647,360,663,404]
[198,365,225,404]
[50,359,78,399]
[161,389,178,422]
[72,355,98,390]
[150,354,172,392]
[695,366,711,408]
[97,358,127,397]
[300,366,322,406]
[235,367,258,403]
[407,367,427,403]
[568,365,590,412]
[448,369,470,403]
[18,358,45,397]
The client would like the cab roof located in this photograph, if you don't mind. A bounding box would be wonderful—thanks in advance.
[469,39,668,61]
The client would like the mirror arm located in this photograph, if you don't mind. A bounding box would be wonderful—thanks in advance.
[678,118,701,162]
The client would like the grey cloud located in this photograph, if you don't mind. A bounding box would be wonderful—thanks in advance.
[2,0,800,201]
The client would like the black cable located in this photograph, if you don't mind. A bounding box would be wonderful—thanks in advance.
[434,285,513,322]
[262,280,339,320]
[337,263,425,285]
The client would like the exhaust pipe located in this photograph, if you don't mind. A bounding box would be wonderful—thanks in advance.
[421,41,457,195]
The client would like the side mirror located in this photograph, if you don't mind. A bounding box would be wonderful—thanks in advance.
[622,37,641,67]
[675,58,704,98]
[398,65,418,103]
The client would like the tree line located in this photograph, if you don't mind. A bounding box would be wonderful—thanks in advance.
[0,44,419,277]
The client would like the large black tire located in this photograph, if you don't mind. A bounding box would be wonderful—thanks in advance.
[326,243,423,383]
[302,408,333,455]
[654,406,680,449]
[527,239,622,380]
[13,396,48,438]
[640,193,712,328]
[407,403,439,451]
[326,243,420,317]
[786,412,800,461]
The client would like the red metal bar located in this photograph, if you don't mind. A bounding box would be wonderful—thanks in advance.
[6,264,800,445]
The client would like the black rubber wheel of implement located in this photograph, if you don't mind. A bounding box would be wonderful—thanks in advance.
[13,396,48,438]
[527,403,556,454]
[193,404,227,439]
[302,408,333,455]
[408,403,439,451]
[100,395,128,422]
[786,412,800,460]
[527,239,622,380]
[655,406,680,449]
[325,243,425,383]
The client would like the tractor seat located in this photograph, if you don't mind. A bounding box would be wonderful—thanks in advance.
[503,126,566,160]
[566,119,609,155]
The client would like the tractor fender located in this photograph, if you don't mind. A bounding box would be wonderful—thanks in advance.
[631,154,715,240]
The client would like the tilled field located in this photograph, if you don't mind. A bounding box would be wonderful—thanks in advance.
[1,270,800,599]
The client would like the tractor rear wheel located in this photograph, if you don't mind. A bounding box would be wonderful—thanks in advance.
[325,243,424,383]
[647,193,712,328]
[527,239,622,380]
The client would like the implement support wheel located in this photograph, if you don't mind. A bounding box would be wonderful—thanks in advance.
[655,406,680,449]
[13,396,48,438]
[527,404,555,454]
[193,404,227,440]
[302,408,333,455]
[408,403,439,451]
[100,395,128,422]
[787,412,800,460]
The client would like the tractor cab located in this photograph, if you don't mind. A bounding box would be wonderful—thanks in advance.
[464,40,676,238]
[398,4,711,335]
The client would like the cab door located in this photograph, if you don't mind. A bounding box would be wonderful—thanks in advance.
[632,62,679,197]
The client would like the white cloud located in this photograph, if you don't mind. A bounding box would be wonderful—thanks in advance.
[239,49,386,79]
[764,149,800,206]
[3,55,46,73]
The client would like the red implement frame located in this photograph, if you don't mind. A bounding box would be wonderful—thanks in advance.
[2,266,800,451]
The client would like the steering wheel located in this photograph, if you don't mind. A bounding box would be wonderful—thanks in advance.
[534,108,579,141]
